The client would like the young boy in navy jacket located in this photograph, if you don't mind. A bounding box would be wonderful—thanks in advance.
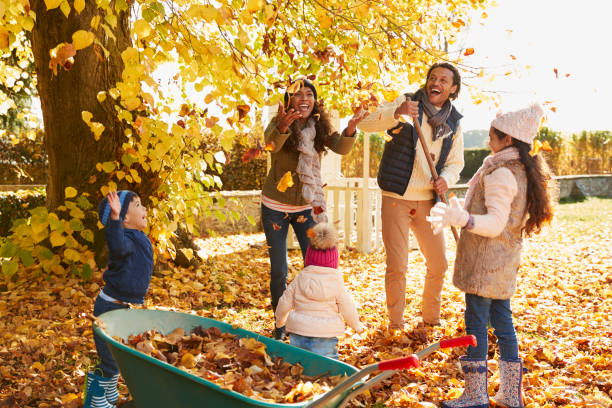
[84,190,153,408]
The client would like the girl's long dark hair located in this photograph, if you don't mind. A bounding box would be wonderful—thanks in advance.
[492,127,554,236]
[278,100,333,154]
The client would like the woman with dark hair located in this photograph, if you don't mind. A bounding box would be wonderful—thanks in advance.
[262,79,365,340]
[428,104,553,408]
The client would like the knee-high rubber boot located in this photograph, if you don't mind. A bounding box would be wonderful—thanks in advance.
[83,372,115,408]
[103,374,119,404]
[441,357,489,408]
[492,359,524,408]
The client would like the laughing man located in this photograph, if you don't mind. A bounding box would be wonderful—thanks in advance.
[357,62,465,328]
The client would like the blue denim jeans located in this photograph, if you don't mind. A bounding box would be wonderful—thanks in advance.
[261,205,315,310]
[93,294,129,377]
[465,293,519,361]
[290,333,339,359]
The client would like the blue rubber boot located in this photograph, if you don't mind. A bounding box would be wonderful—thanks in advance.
[83,371,115,408]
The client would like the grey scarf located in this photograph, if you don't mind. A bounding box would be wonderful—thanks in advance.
[412,88,452,141]
[296,119,327,223]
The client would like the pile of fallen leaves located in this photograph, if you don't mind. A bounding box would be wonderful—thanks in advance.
[120,325,344,403]
[0,197,610,407]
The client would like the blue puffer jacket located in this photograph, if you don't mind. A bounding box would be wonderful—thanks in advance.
[377,100,462,196]
[102,219,154,304]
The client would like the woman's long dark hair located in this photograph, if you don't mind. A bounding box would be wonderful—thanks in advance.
[492,127,554,236]
[278,100,333,154]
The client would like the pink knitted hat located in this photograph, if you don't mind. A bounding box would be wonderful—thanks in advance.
[490,103,544,146]
[304,223,339,269]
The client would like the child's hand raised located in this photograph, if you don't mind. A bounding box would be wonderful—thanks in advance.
[107,191,121,220]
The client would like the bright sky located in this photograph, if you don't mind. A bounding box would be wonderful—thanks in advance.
[454,0,612,133]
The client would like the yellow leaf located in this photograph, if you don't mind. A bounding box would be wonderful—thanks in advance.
[246,0,263,12]
[102,162,116,173]
[49,231,67,247]
[72,30,95,50]
[90,122,105,140]
[180,248,193,261]
[64,248,81,262]
[90,15,100,30]
[81,110,93,124]
[44,0,63,10]
[382,89,399,103]
[276,171,294,192]
[74,0,85,14]
[30,362,44,371]
[61,393,79,404]
[97,91,107,103]
[65,187,77,198]
[133,19,152,38]
[0,27,9,50]
[123,97,141,111]
[60,0,70,17]
[116,170,125,180]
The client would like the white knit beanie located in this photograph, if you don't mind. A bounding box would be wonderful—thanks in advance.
[490,103,544,146]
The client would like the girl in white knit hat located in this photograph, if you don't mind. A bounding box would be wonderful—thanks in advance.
[275,223,364,359]
[427,104,554,408]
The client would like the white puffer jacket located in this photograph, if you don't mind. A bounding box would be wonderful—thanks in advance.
[275,265,364,338]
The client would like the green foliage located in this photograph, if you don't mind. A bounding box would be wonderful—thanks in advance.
[460,147,491,182]
[0,189,45,236]
[0,189,97,278]
[341,132,385,178]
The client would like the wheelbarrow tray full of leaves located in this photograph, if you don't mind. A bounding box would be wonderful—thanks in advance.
[94,308,475,408]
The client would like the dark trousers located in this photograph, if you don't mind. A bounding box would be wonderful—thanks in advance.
[261,205,315,310]
[93,294,129,377]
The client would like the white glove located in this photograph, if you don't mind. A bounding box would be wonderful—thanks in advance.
[426,196,470,235]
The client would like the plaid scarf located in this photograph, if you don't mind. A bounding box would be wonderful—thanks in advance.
[296,119,327,223]
[412,88,452,141]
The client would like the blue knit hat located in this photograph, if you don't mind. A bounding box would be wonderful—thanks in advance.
[98,190,136,227]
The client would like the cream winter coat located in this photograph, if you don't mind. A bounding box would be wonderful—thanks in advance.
[275,265,364,338]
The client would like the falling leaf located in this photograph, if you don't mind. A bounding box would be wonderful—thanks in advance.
[264,142,274,151]
[179,104,190,116]
[296,215,307,223]
[286,79,303,95]
[237,104,250,121]
[272,223,281,231]
[313,206,323,215]
[463,48,474,56]
[242,146,262,163]
[382,89,399,102]
[553,68,559,78]
[306,228,316,239]
[529,140,553,156]
[276,171,294,192]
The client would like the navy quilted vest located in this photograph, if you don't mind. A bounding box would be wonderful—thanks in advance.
[376,101,462,196]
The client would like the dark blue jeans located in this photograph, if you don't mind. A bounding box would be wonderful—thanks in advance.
[261,205,315,310]
[93,294,129,377]
[465,293,519,361]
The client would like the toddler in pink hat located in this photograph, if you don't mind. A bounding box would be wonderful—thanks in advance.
[275,223,364,359]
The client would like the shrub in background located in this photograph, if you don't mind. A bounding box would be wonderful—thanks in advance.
[0,130,48,185]
[0,189,46,236]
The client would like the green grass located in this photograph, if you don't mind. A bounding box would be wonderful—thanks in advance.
[555,196,612,227]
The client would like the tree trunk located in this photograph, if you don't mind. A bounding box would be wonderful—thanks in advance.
[30,1,132,210]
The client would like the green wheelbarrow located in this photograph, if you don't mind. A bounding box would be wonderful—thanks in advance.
[94,308,476,407]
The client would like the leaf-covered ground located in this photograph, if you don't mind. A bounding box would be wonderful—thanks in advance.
[1,197,610,407]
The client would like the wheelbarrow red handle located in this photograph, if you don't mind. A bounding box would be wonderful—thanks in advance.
[378,354,419,371]
[440,335,477,349]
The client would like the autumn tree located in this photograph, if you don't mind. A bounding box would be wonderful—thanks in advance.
[0,0,489,277]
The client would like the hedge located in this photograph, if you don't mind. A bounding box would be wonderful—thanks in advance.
[460,147,491,182]
[0,189,46,236]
